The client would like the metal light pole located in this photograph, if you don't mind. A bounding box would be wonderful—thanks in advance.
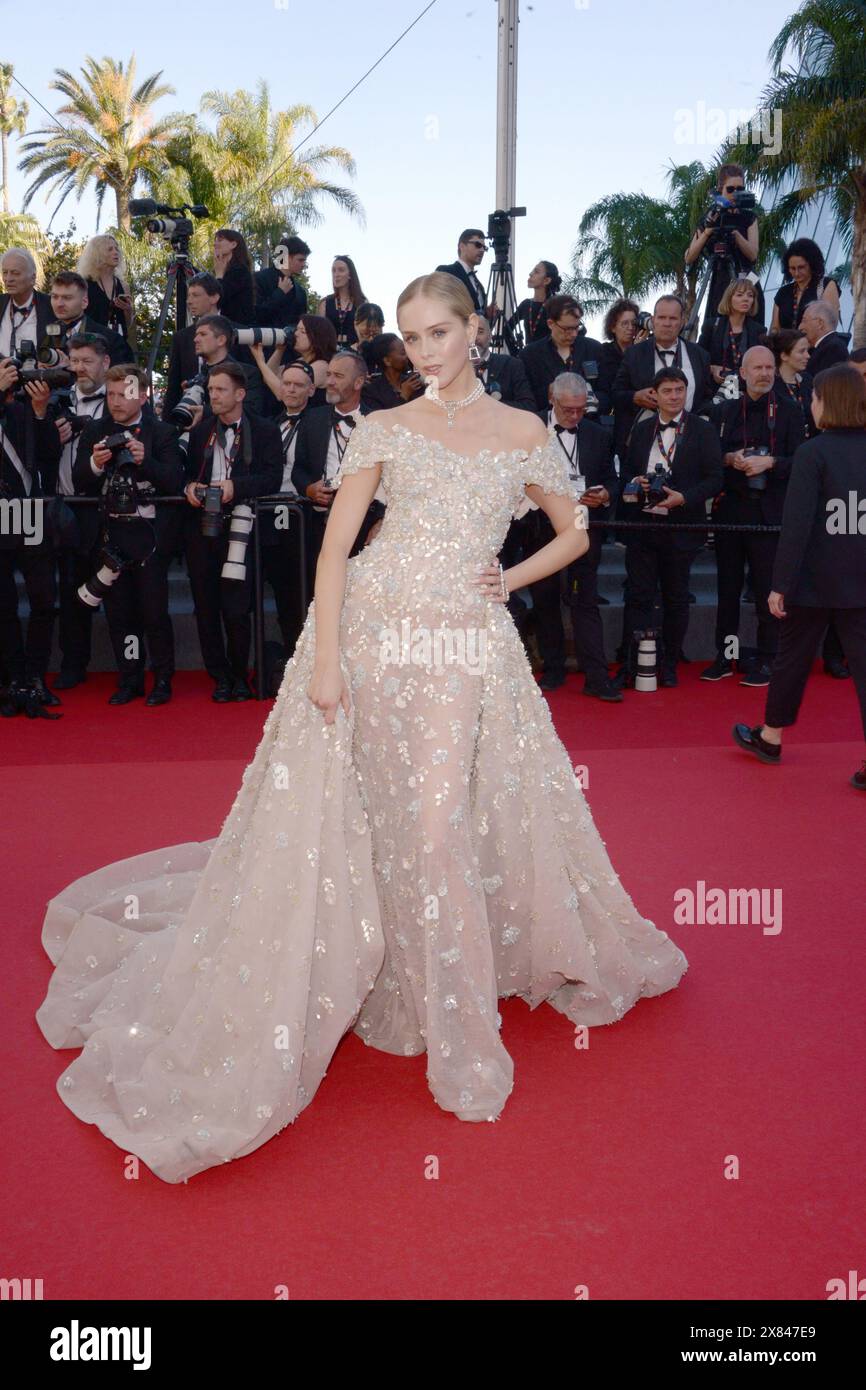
[495,0,519,315]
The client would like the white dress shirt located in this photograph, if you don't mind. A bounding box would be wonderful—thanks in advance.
[0,295,38,358]
[57,385,106,496]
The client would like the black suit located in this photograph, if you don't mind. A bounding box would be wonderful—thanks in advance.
[0,290,55,357]
[292,403,383,591]
[435,261,487,313]
[710,390,805,663]
[258,407,310,662]
[55,315,134,367]
[183,409,282,683]
[477,353,536,410]
[163,325,201,418]
[519,335,605,415]
[523,417,619,687]
[623,412,722,665]
[765,428,866,736]
[808,333,850,378]
[73,414,184,688]
[612,337,714,458]
[0,399,60,683]
[253,268,307,328]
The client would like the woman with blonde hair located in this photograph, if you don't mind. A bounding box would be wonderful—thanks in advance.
[700,275,764,385]
[36,269,687,1183]
[76,234,134,342]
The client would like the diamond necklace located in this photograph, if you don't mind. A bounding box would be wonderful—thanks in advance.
[426,377,485,428]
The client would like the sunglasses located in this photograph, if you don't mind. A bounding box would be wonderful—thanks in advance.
[467,240,486,249]
[724,184,744,193]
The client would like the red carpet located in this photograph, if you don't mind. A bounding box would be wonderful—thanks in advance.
[3,667,864,1300]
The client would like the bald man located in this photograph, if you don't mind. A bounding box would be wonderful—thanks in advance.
[703,345,805,686]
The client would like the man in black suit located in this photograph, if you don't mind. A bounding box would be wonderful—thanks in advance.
[255,235,309,329]
[49,272,133,367]
[612,295,714,458]
[47,332,113,690]
[436,229,489,315]
[619,367,723,687]
[162,273,222,419]
[292,350,384,589]
[733,362,866,788]
[259,359,316,675]
[0,365,61,714]
[472,315,535,409]
[183,362,283,702]
[801,301,850,378]
[519,372,621,699]
[703,345,805,687]
[0,248,55,359]
[186,313,264,420]
[519,295,605,414]
[74,365,184,706]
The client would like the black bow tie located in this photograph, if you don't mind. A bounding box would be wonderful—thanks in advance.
[659,420,678,432]
[555,424,577,434]
[80,392,105,402]
[336,413,356,428]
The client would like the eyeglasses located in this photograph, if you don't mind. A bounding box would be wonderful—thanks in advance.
[467,240,486,249]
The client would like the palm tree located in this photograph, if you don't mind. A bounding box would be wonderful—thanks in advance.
[724,0,866,346]
[17,55,191,230]
[163,80,364,263]
[0,64,29,214]
[567,163,718,315]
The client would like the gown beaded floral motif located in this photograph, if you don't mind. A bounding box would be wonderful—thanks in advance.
[36,414,688,1184]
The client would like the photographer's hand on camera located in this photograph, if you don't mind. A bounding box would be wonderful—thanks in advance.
[633,387,658,410]
[22,380,51,418]
[184,480,203,507]
[307,480,336,507]
[0,358,19,395]
[653,485,685,510]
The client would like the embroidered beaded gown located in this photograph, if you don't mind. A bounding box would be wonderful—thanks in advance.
[36,414,688,1184]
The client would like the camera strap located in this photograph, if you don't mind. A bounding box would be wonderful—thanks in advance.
[653,412,686,468]
[8,298,35,355]
[201,413,251,482]
[741,392,776,454]
[0,421,33,496]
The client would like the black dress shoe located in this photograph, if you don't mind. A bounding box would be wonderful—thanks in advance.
[30,676,61,707]
[539,673,566,692]
[824,660,851,680]
[231,677,254,702]
[700,656,734,682]
[740,664,772,687]
[108,682,145,705]
[212,678,234,703]
[659,664,678,688]
[850,762,866,791]
[53,669,86,690]
[732,723,781,764]
[146,678,172,706]
[583,681,624,703]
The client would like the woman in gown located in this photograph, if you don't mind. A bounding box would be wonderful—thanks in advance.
[36,272,688,1184]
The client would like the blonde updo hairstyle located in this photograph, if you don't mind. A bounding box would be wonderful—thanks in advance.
[396,271,476,324]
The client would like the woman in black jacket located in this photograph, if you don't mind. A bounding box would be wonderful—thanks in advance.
[700,276,764,386]
[212,229,256,325]
[734,364,866,788]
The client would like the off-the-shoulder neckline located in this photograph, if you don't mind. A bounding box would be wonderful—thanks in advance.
[358,414,547,466]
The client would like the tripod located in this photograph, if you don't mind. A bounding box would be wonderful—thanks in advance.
[684,245,738,342]
[487,250,522,355]
[144,241,202,396]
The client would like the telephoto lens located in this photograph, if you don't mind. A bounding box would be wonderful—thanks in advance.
[234,327,291,350]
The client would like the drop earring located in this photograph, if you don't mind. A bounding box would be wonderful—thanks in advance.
[468,343,482,363]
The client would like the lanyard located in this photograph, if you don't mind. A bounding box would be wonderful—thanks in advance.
[653,413,686,468]
[8,299,34,353]
[554,427,579,471]
[201,419,241,481]
[724,324,744,372]
[332,416,354,463]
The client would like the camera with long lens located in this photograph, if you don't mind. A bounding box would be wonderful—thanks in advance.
[129,198,209,247]
[100,432,140,517]
[169,372,207,428]
[487,207,526,256]
[636,310,653,336]
[190,482,255,579]
[234,326,292,351]
[704,189,757,258]
[77,541,129,608]
[582,360,600,417]
[7,337,74,394]
[743,445,770,492]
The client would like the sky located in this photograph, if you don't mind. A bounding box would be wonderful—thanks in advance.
[4,0,798,335]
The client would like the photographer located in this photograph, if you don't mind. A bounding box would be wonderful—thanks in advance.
[519,295,604,414]
[471,316,535,410]
[361,334,425,411]
[162,273,222,420]
[355,303,385,370]
[254,235,309,329]
[0,361,61,714]
[618,367,723,688]
[436,230,491,317]
[183,362,283,702]
[48,332,112,690]
[685,164,762,331]
[49,272,133,367]
[187,313,264,420]
[523,373,620,700]
[73,366,184,706]
[703,345,805,687]
[0,249,53,358]
[612,294,714,459]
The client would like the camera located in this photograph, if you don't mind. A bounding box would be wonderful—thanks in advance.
[487,207,526,255]
[636,311,653,335]
[6,338,75,392]
[169,372,207,429]
[743,445,769,492]
[582,360,600,417]
[77,541,129,607]
[129,199,209,247]
[647,462,673,505]
[193,482,225,539]
[234,326,293,351]
[98,432,140,517]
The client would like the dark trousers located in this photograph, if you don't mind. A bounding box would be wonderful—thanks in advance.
[56,546,97,674]
[625,529,700,663]
[185,522,254,682]
[524,513,568,677]
[822,619,846,667]
[565,536,609,686]
[714,503,779,660]
[103,546,174,686]
[765,606,866,739]
[260,525,306,659]
[306,500,384,596]
[0,541,56,682]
